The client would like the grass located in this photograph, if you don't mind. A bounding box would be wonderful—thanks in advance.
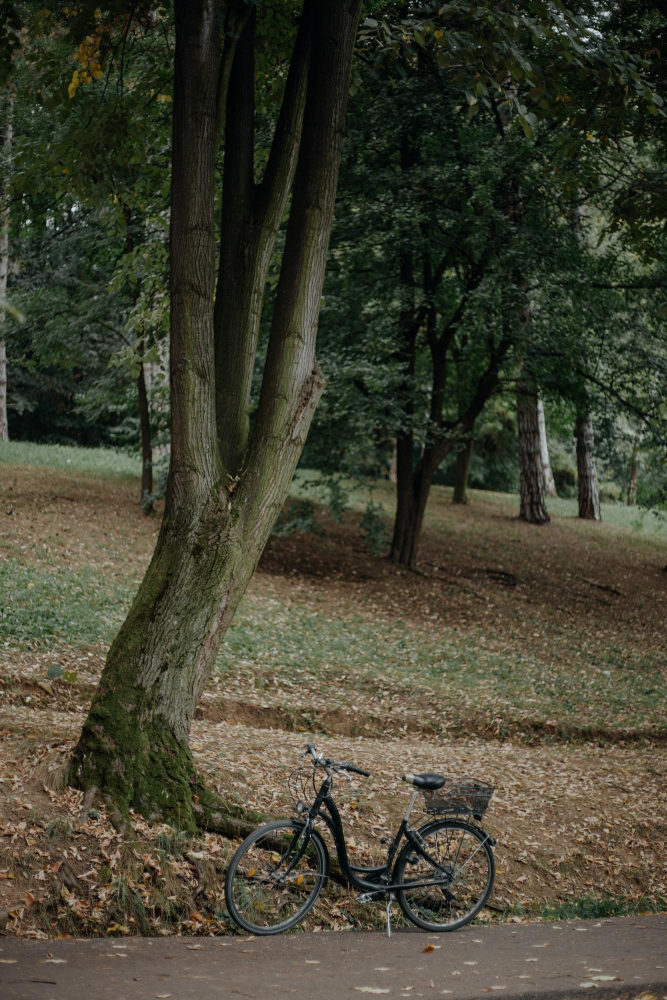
[1,445,665,737]
[0,558,134,646]
[217,592,667,737]
[0,440,140,479]
[517,894,667,922]
[292,468,667,541]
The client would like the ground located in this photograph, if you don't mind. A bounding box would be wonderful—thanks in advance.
[0,442,665,938]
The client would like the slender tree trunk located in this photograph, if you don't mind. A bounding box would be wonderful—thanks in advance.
[575,412,601,520]
[453,433,474,504]
[0,89,13,443]
[537,396,557,497]
[627,422,644,506]
[517,378,550,524]
[70,0,361,828]
[388,439,397,483]
[136,345,153,512]
[389,182,418,566]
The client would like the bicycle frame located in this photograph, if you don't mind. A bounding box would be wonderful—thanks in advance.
[295,772,474,895]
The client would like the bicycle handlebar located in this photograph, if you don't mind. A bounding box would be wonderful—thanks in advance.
[338,762,371,777]
[302,744,370,778]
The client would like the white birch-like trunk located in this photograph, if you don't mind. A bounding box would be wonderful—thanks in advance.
[537,396,557,497]
[627,422,645,506]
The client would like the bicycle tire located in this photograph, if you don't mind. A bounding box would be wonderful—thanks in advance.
[225,819,329,935]
[394,818,495,932]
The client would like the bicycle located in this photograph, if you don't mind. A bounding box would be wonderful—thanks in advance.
[225,743,497,936]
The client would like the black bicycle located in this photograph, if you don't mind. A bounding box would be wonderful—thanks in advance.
[225,743,496,936]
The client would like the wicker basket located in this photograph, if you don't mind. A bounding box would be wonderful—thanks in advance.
[422,777,494,818]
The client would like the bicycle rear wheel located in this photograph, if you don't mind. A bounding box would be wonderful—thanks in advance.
[395,819,495,931]
[225,819,328,935]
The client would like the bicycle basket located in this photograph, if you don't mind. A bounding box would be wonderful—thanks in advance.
[422,777,494,818]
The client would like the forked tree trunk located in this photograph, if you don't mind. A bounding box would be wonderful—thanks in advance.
[627,422,644,506]
[214,7,311,476]
[537,396,557,497]
[575,412,601,520]
[136,347,153,512]
[70,0,361,828]
[0,89,13,443]
[453,434,474,504]
[517,378,550,524]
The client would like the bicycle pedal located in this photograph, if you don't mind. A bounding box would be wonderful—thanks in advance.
[356,891,383,904]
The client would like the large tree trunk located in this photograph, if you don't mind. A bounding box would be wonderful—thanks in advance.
[391,458,434,570]
[536,396,557,497]
[575,412,601,520]
[517,378,550,524]
[626,422,644,506]
[70,0,361,828]
[136,346,153,512]
[0,89,13,443]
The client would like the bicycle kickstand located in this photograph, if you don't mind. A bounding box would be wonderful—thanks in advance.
[385,893,395,938]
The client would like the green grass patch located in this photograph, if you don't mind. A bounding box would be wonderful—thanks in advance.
[513,893,667,922]
[0,559,134,646]
[218,596,667,734]
[291,470,667,541]
[0,441,140,479]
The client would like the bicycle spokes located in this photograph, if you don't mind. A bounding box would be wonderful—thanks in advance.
[229,828,324,930]
[402,825,492,924]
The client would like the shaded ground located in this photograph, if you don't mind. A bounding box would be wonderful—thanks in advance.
[1,915,665,999]
[0,446,666,936]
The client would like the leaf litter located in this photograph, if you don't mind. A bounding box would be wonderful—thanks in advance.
[0,463,666,938]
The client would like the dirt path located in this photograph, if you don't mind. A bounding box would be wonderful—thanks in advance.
[1,915,665,999]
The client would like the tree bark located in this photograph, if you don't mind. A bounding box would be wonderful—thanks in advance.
[387,439,398,483]
[626,422,644,506]
[136,345,153,512]
[575,412,601,520]
[0,89,13,443]
[453,433,474,504]
[537,395,557,497]
[214,5,311,476]
[517,378,550,524]
[70,0,361,829]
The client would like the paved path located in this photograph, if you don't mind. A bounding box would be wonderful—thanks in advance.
[1,915,665,1000]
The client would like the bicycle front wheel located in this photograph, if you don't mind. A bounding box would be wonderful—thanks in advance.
[395,819,495,931]
[225,819,328,935]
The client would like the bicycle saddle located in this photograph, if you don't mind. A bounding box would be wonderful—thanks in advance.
[402,772,446,790]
